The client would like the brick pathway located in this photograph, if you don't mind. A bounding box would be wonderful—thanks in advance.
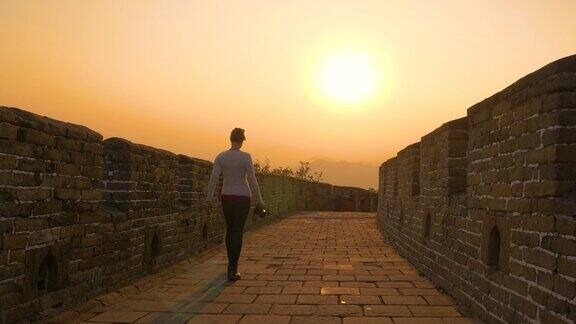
[51,212,479,324]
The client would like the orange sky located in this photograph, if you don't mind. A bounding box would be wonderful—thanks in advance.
[1,1,576,188]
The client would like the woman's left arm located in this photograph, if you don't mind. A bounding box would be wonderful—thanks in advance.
[246,154,265,205]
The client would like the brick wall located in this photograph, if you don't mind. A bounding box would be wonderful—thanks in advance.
[177,154,226,253]
[0,107,377,323]
[333,185,378,212]
[378,54,576,323]
[0,107,104,322]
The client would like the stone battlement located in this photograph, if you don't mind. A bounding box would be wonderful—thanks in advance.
[378,54,576,323]
[0,107,376,323]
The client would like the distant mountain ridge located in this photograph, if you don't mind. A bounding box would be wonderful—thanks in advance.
[305,159,379,189]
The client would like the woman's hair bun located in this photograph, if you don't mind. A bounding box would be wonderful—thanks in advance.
[230,128,246,142]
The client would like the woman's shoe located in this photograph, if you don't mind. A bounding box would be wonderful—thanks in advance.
[227,272,241,281]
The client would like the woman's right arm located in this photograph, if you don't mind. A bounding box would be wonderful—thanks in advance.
[205,155,221,202]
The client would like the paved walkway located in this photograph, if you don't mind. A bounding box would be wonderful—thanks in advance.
[51,212,478,324]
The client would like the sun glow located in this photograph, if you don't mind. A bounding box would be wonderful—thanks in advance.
[318,51,378,103]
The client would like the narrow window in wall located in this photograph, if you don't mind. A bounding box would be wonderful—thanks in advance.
[37,253,58,294]
[148,234,160,266]
[487,226,501,268]
[202,224,208,242]
[424,213,432,239]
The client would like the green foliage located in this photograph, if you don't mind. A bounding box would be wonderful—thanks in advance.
[294,161,323,182]
[254,159,323,182]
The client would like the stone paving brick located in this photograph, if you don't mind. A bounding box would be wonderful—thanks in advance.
[337,269,367,274]
[389,275,427,282]
[88,310,148,323]
[178,302,229,313]
[317,305,363,316]
[321,287,360,295]
[323,275,356,281]
[344,317,394,324]
[239,314,291,324]
[282,287,320,295]
[413,282,434,288]
[290,275,322,281]
[356,275,391,281]
[297,295,339,304]
[392,318,444,324]
[305,281,340,287]
[376,282,414,288]
[339,295,382,305]
[308,269,339,275]
[361,288,400,295]
[164,278,202,285]
[268,281,303,287]
[256,274,290,281]
[107,299,186,312]
[230,280,268,287]
[290,316,342,323]
[135,312,194,323]
[277,269,307,275]
[243,286,283,294]
[68,212,474,323]
[399,288,441,296]
[364,305,412,317]
[213,293,257,303]
[220,286,246,294]
[409,306,461,317]
[223,303,271,314]
[381,296,427,305]
[167,285,207,293]
[441,317,479,323]
[255,294,297,304]
[174,292,220,301]
[325,264,354,270]
[340,281,377,288]
[270,304,317,315]
[424,296,453,305]
[186,314,242,324]
[371,269,403,275]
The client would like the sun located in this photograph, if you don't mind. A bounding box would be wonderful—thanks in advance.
[318,51,378,103]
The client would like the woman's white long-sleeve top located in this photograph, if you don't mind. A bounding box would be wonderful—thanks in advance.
[206,149,264,204]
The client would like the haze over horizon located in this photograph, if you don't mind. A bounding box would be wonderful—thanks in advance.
[1,0,575,188]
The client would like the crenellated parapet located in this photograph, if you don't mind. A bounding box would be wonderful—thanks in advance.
[0,106,377,323]
[377,54,576,323]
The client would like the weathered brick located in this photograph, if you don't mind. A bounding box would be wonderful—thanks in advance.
[0,122,18,140]
[542,236,576,256]
[511,230,539,247]
[2,234,28,249]
[525,249,557,271]
[558,257,576,278]
[16,187,52,201]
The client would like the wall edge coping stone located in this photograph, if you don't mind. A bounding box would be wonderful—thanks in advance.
[467,54,576,116]
[0,106,103,142]
[103,136,177,158]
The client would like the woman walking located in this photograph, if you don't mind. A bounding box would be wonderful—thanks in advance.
[205,128,266,281]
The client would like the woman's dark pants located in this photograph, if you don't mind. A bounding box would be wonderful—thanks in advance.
[221,199,251,274]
